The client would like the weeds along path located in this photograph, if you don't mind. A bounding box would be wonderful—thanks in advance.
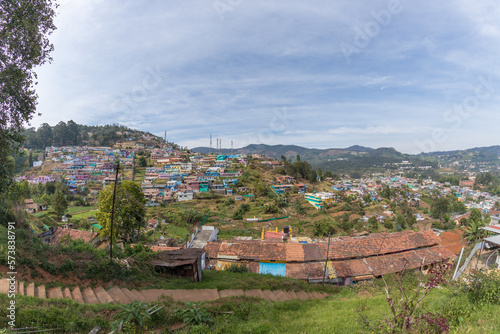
[0,278,330,304]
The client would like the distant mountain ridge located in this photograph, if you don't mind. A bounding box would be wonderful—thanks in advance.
[191,143,498,173]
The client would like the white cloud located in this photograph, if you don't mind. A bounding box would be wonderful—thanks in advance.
[29,0,500,153]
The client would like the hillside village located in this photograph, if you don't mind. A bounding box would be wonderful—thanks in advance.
[2,127,500,333]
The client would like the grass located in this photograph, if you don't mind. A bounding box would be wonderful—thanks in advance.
[71,209,98,220]
[66,205,98,215]
[143,270,338,293]
[2,284,499,333]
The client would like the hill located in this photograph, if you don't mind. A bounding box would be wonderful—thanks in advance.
[192,144,420,174]
[22,121,163,149]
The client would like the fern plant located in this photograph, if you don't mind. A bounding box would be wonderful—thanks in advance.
[174,302,213,326]
[112,300,151,331]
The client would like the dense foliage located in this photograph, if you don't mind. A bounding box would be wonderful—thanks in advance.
[22,122,154,148]
[0,0,57,195]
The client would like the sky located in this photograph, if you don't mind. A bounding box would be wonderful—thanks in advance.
[33,0,500,154]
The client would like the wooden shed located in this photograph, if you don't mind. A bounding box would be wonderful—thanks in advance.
[151,248,205,282]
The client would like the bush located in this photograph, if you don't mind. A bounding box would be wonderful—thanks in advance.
[295,202,306,215]
[226,263,249,273]
[467,271,500,305]
[442,295,477,328]
[263,204,279,214]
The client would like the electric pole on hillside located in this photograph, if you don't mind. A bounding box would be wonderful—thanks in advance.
[231,140,233,155]
[109,161,120,261]
[210,134,212,155]
[322,233,331,284]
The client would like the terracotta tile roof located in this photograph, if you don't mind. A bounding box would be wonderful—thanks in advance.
[337,246,456,277]
[149,245,182,252]
[205,242,221,259]
[332,259,371,278]
[206,230,454,280]
[303,243,323,261]
[206,242,286,261]
[285,243,305,262]
[319,230,440,260]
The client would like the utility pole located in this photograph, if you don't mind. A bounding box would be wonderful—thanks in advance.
[109,161,120,261]
[209,134,212,155]
[322,233,331,284]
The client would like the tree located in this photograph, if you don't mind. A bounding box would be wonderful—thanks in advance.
[51,190,68,217]
[37,123,53,148]
[468,208,483,224]
[313,219,335,237]
[0,1,57,194]
[96,181,146,242]
[317,167,323,181]
[138,156,147,167]
[395,213,407,230]
[463,220,488,243]
[430,197,449,219]
[368,216,378,231]
[66,120,80,145]
[45,182,56,195]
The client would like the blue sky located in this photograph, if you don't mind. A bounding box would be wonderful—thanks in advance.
[33,0,500,153]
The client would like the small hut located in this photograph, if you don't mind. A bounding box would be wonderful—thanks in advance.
[152,248,205,281]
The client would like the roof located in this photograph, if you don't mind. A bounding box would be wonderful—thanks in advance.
[481,224,500,235]
[151,248,204,267]
[207,230,443,262]
[484,235,500,247]
[317,230,440,260]
[335,246,456,277]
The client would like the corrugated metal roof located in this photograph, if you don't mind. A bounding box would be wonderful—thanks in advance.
[152,248,204,267]
[484,235,500,246]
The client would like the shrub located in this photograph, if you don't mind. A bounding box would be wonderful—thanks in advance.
[226,263,249,273]
[442,295,477,328]
[467,271,500,305]
[263,204,279,214]
[295,202,306,215]
[174,302,213,326]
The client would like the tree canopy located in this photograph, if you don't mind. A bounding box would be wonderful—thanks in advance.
[96,181,146,242]
[0,0,57,194]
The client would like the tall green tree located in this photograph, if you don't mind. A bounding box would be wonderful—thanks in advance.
[51,190,68,217]
[0,0,57,194]
[368,216,378,232]
[96,181,146,242]
[37,123,53,148]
